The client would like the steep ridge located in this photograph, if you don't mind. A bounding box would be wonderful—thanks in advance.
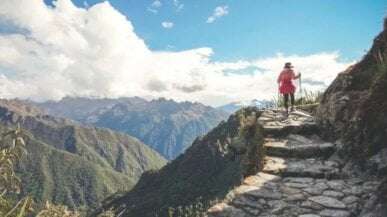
[35,97,229,160]
[92,107,265,217]
[316,18,387,215]
[0,99,166,209]
[207,110,381,217]
[316,18,387,164]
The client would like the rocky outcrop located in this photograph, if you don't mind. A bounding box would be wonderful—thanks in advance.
[316,18,387,163]
[92,107,264,217]
[316,18,387,216]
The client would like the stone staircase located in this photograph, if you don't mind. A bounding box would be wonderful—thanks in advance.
[207,109,381,217]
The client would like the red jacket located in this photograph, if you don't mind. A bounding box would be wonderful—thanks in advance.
[277,69,297,94]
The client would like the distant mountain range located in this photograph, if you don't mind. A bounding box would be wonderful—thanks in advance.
[0,99,166,209]
[34,97,229,160]
[217,99,275,113]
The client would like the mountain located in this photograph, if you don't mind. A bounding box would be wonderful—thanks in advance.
[217,99,275,113]
[92,107,265,217]
[35,96,147,122]
[35,97,229,160]
[316,18,387,216]
[0,99,166,210]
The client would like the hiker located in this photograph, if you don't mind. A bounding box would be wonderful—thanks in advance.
[277,62,301,115]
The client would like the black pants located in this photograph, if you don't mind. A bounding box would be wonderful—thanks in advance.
[283,93,295,110]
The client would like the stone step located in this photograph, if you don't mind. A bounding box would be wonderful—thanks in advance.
[259,110,319,137]
[264,135,335,159]
[263,122,319,137]
[263,156,341,179]
[259,109,314,122]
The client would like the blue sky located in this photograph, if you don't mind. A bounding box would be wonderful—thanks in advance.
[46,0,386,62]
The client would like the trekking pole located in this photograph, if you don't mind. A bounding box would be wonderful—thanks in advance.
[277,83,281,110]
[298,73,302,105]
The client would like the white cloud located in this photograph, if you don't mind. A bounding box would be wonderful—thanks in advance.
[0,0,353,106]
[151,0,162,8]
[206,5,229,23]
[161,21,174,28]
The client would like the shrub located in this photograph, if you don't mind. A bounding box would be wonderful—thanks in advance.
[0,124,33,217]
[36,202,80,217]
[273,89,322,108]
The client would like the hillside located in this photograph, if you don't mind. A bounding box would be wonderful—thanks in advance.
[92,107,265,217]
[316,18,387,216]
[35,97,229,160]
[0,99,166,210]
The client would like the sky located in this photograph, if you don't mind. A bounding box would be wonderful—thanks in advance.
[0,0,385,106]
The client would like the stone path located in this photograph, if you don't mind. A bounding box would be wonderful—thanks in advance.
[207,109,381,217]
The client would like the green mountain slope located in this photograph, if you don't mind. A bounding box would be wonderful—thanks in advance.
[92,107,264,217]
[0,99,167,210]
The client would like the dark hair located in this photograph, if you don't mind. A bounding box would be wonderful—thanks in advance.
[284,62,292,68]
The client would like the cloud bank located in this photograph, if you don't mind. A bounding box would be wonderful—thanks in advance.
[0,0,352,106]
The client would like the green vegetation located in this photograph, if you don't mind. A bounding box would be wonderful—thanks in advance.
[167,197,220,217]
[36,202,80,217]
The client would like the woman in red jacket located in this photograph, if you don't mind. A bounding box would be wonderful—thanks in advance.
[277,62,301,115]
